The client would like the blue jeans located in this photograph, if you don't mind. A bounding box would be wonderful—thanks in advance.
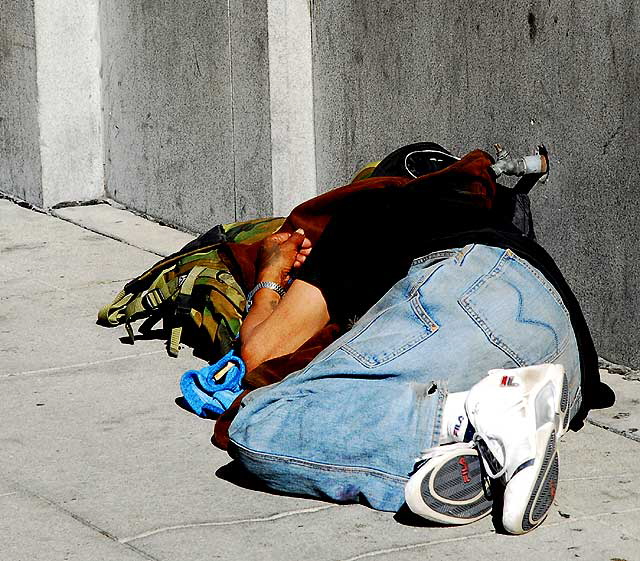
[228,245,581,511]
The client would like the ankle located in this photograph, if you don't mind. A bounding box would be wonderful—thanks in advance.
[440,391,472,444]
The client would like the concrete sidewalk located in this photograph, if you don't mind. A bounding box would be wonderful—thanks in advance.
[1,197,639,561]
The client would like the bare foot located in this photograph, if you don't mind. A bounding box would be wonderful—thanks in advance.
[256,229,312,286]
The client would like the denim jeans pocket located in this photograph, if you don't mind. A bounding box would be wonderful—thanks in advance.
[342,295,439,367]
[458,249,571,367]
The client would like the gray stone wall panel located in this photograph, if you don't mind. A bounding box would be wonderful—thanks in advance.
[0,0,42,206]
[101,0,272,233]
[228,0,272,221]
[101,0,234,232]
[312,0,640,366]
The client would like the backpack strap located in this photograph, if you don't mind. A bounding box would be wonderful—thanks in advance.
[122,275,175,343]
[168,265,207,357]
[99,217,283,357]
[97,262,176,328]
[98,289,140,326]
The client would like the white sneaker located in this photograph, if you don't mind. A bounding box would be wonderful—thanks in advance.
[465,364,569,534]
[404,443,493,525]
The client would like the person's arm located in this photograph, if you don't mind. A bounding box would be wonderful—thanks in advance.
[240,230,330,372]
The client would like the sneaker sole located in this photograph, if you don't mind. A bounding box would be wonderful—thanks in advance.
[522,429,559,532]
[504,370,567,534]
[503,424,559,534]
[559,370,569,433]
[405,448,492,525]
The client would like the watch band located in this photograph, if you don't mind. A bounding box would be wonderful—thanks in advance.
[246,281,287,310]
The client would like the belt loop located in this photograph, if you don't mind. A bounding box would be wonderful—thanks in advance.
[454,244,475,266]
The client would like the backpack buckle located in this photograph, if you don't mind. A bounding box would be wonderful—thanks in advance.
[174,293,192,320]
[142,288,164,310]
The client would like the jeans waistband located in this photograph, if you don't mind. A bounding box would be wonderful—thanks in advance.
[409,245,474,271]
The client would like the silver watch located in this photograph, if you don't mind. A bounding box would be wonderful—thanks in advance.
[246,281,287,310]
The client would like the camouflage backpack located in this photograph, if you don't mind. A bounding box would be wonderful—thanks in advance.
[98,217,285,360]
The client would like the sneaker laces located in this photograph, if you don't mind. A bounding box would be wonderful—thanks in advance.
[473,433,507,480]
[468,386,532,481]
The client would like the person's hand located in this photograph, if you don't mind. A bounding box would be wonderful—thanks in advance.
[256,228,312,286]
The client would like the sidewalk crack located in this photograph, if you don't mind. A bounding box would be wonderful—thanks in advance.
[586,418,640,443]
[13,484,161,561]
[337,529,497,561]
[51,212,167,258]
[336,506,640,561]
[560,472,640,482]
[0,350,165,378]
[120,504,337,543]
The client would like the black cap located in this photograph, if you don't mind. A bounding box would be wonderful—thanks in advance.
[370,142,458,178]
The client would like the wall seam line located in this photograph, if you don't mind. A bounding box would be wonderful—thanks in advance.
[31,0,45,208]
[226,0,238,220]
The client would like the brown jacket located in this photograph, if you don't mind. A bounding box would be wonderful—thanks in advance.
[211,150,497,448]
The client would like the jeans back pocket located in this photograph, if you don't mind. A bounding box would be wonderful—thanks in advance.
[458,250,571,367]
[342,295,439,367]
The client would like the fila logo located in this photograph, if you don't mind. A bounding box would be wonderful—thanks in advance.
[452,415,465,437]
[500,375,519,387]
[458,457,471,484]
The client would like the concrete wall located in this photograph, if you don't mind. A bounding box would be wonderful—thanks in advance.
[35,0,104,207]
[101,0,272,232]
[267,0,317,217]
[1,0,638,367]
[1,0,104,207]
[311,0,640,366]
[0,0,42,206]
[1,0,317,226]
